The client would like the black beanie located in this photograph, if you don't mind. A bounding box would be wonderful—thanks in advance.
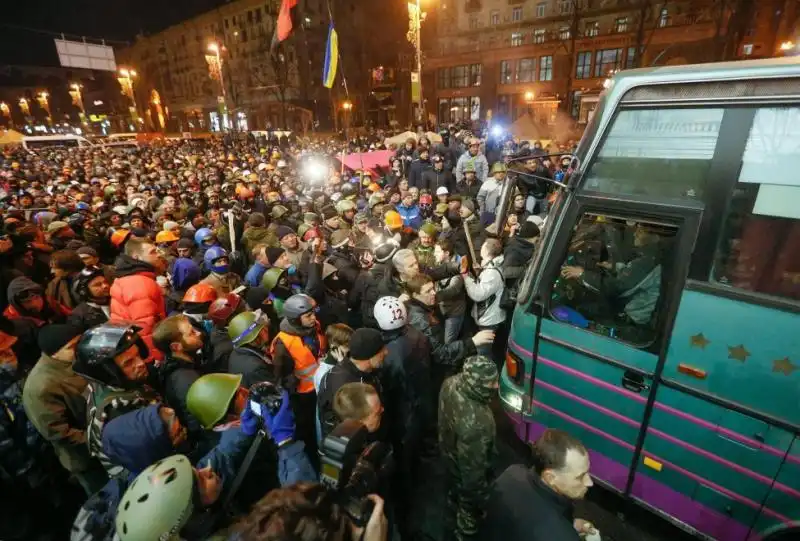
[519,220,540,239]
[349,328,385,361]
[266,247,286,265]
[38,324,82,356]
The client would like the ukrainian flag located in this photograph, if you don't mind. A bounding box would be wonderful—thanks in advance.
[323,24,338,89]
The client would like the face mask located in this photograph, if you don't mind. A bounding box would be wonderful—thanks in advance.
[212,264,229,274]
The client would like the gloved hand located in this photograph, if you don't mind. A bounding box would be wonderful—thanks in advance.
[239,403,260,436]
[264,390,295,445]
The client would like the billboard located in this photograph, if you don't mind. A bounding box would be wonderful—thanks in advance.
[54,39,117,71]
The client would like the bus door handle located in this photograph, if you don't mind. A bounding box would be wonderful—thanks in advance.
[621,371,650,394]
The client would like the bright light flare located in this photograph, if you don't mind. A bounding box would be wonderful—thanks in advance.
[491,125,504,137]
[303,160,326,183]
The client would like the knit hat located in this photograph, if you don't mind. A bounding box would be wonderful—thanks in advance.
[349,328,386,361]
[76,246,98,258]
[47,221,69,234]
[461,199,475,215]
[330,230,351,248]
[177,238,194,250]
[419,223,438,238]
[266,247,286,265]
[276,225,295,240]
[38,324,82,356]
[462,355,499,400]
[519,220,540,239]
[321,205,338,220]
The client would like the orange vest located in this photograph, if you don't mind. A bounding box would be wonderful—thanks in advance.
[271,327,327,394]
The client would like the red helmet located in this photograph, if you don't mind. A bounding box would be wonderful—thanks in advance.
[302,228,321,242]
[183,283,218,304]
[419,194,433,205]
[208,293,244,326]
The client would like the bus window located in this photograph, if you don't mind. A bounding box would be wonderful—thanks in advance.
[551,213,677,348]
[711,106,800,301]
[583,108,723,201]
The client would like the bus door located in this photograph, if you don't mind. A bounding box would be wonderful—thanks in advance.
[521,194,701,495]
[632,105,800,541]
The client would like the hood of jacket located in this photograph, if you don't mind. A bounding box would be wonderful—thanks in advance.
[114,253,157,278]
[101,404,173,475]
[157,353,198,387]
[242,226,272,244]
[505,237,536,260]
[171,258,201,291]
[6,276,43,314]
[454,372,493,404]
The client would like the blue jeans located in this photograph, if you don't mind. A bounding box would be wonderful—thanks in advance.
[443,315,464,344]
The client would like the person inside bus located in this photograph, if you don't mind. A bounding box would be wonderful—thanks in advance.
[560,222,663,343]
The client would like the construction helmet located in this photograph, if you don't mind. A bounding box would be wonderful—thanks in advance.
[110,229,132,249]
[203,246,229,274]
[116,455,195,541]
[463,160,476,173]
[384,210,403,230]
[186,373,243,429]
[282,294,315,320]
[261,267,286,292]
[228,311,266,347]
[183,283,218,304]
[155,230,180,244]
[491,162,508,175]
[208,293,245,326]
[374,296,408,331]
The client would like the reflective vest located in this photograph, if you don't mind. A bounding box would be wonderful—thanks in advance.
[271,327,326,393]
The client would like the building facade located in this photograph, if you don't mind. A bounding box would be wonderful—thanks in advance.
[117,0,308,133]
[423,0,798,136]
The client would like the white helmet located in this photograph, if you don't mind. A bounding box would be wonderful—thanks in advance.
[374,296,407,331]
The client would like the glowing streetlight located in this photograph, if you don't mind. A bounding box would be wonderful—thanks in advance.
[524,91,535,102]
[780,41,796,51]
[18,97,31,117]
[118,68,140,130]
[342,101,353,111]
[206,42,229,131]
[36,91,52,123]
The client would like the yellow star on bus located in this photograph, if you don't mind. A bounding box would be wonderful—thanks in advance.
[773,357,797,376]
[727,344,750,363]
[689,333,710,349]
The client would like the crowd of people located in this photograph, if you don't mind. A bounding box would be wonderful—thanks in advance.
[0,125,599,541]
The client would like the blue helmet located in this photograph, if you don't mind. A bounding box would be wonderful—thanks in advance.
[75,201,91,212]
[204,246,229,274]
[194,227,214,247]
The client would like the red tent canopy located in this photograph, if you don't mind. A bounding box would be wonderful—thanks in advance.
[337,150,394,176]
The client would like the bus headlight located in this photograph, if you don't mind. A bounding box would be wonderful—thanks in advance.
[502,390,523,412]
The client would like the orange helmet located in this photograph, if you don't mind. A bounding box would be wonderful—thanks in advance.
[239,188,255,199]
[110,229,132,249]
[155,230,180,244]
[384,210,403,230]
[183,283,218,304]
[368,183,381,192]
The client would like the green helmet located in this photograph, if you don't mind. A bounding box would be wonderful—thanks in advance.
[491,162,508,174]
[272,297,285,319]
[297,223,312,239]
[116,455,194,541]
[463,160,476,173]
[228,311,266,347]
[261,267,286,292]
[186,373,243,429]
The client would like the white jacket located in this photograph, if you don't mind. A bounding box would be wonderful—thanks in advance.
[464,255,506,326]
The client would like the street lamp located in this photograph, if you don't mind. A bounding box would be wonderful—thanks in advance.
[117,67,139,130]
[780,41,796,51]
[36,91,52,124]
[342,100,353,138]
[18,97,31,117]
[207,42,229,131]
[69,83,87,125]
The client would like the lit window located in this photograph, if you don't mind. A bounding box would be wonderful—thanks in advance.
[516,58,536,83]
[536,2,546,17]
[539,55,553,81]
[585,21,599,37]
[490,10,500,25]
[559,27,571,40]
[558,0,573,14]
[615,17,628,33]
[533,28,546,44]
[594,48,623,77]
[500,60,512,83]
[511,32,524,46]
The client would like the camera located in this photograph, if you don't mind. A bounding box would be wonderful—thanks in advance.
[319,420,393,527]
[248,381,283,417]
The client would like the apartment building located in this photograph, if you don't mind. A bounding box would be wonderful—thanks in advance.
[423,0,796,133]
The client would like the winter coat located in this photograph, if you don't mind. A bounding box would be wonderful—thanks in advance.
[67,302,110,332]
[482,464,581,541]
[241,226,276,260]
[408,158,434,190]
[317,358,384,441]
[156,354,202,433]
[110,254,166,362]
[477,177,505,220]
[381,326,432,447]
[327,250,360,291]
[360,262,392,329]
[209,327,234,373]
[395,203,422,230]
[455,151,489,184]
[244,261,268,287]
[436,270,467,317]
[503,237,536,283]
[201,271,242,296]
[22,353,95,474]
[228,345,276,388]
[421,167,456,194]
[46,275,79,311]
[464,255,506,327]
[304,260,350,328]
[433,141,461,171]
[406,299,476,368]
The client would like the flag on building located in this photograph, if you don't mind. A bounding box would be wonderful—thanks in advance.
[275,0,298,43]
[322,24,339,89]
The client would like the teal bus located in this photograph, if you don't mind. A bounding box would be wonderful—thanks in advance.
[500,57,799,541]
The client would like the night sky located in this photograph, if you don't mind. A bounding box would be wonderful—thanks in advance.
[1,0,231,66]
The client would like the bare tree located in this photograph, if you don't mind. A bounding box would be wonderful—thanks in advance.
[712,0,757,61]
[558,0,586,114]
[631,0,666,67]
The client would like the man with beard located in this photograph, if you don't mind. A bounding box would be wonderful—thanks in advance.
[277,226,306,269]
[68,266,112,331]
[152,315,206,434]
[110,238,168,362]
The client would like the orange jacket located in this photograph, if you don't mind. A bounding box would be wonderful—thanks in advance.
[270,327,326,393]
[110,271,166,362]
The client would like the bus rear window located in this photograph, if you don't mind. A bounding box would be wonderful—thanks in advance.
[582,108,723,200]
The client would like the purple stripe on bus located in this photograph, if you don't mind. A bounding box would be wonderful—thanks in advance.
[529,401,791,524]
[508,339,800,467]
[535,379,800,500]
[517,418,759,541]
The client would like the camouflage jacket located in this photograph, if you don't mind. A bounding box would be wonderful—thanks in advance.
[438,372,497,503]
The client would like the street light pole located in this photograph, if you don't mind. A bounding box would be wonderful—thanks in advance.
[415,0,423,124]
[208,42,229,131]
